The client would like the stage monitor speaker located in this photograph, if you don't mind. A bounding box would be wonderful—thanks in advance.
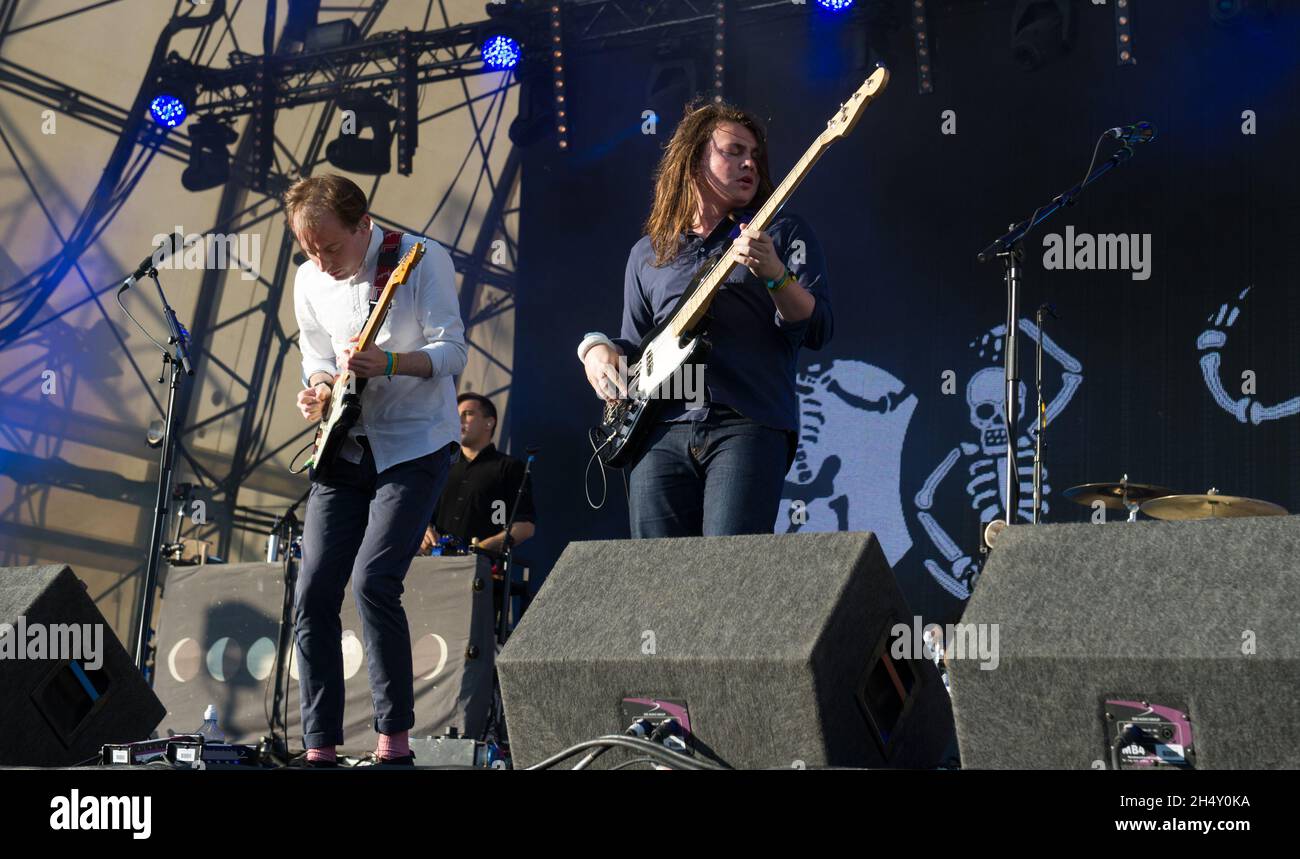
[152,556,496,750]
[497,532,954,769]
[0,565,165,766]
[949,517,1300,769]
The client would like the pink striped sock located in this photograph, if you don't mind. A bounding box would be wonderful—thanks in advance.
[306,746,337,763]
[376,731,410,759]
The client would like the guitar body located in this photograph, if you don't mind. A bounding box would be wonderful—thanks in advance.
[308,375,366,480]
[591,263,713,469]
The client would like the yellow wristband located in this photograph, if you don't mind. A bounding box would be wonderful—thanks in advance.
[767,269,793,292]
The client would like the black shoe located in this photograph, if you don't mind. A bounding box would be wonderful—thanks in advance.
[287,751,339,769]
[355,751,416,767]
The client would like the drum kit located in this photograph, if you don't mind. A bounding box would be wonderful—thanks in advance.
[1062,474,1289,522]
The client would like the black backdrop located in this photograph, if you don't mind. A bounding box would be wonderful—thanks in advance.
[511,0,1300,624]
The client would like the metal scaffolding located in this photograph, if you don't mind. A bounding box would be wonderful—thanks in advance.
[0,0,847,629]
[0,2,524,624]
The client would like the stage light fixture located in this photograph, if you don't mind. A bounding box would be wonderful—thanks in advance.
[304,19,360,51]
[149,95,188,128]
[910,0,934,93]
[510,64,555,149]
[1115,0,1136,65]
[816,0,857,11]
[148,56,198,128]
[549,3,569,150]
[182,115,237,192]
[711,0,727,103]
[481,33,522,70]
[326,92,398,175]
[1010,0,1074,71]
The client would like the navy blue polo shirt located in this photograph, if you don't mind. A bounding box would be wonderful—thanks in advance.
[611,210,833,434]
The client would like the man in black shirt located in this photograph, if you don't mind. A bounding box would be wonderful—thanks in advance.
[421,393,535,555]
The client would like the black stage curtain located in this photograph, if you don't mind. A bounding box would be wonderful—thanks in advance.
[512,0,1300,624]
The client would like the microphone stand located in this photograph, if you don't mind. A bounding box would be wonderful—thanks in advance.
[1032,304,1057,524]
[496,450,536,645]
[482,449,535,753]
[265,486,309,762]
[132,267,195,679]
[977,142,1139,525]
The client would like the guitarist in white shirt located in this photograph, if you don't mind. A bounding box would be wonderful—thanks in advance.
[288,174,466,766]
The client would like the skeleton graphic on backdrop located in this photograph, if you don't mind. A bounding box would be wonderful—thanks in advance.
[913,319,1083,601]
[777,360,917,567]
[1197,287,1300,424]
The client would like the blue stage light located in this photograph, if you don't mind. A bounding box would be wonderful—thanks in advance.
[816,0,856,11]
[149,94,188,128]
[481,34,521,70]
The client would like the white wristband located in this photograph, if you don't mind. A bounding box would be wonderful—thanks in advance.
[577,332,617,363]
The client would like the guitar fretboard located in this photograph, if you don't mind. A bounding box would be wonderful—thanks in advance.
[668,137,829,338]
[664,66,887,339]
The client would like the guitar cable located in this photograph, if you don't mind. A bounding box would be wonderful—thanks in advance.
[584,430,616,509]
[585,359,642,509]
[288,439,316,474]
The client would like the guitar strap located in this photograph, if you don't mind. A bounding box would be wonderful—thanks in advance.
[368,229,405,310]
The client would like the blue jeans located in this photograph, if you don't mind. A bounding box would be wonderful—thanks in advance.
[628,410,790,538]
[295,439,453,748]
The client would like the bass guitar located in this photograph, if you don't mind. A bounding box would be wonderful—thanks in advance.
[589,67,890,468]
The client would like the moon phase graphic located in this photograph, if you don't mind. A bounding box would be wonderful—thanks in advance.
[246,637,276,681]
[205,637,244,682]
[167,637,201,683]
[412,633,449,681]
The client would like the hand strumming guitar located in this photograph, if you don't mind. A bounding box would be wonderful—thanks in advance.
[583,343,627,402]
[297,375,335,422]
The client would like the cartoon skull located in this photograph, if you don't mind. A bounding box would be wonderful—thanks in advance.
[967,367,1025,456]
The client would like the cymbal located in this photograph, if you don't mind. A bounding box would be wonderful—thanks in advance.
[1140,493,1289,521]
[1063,481,1175,510]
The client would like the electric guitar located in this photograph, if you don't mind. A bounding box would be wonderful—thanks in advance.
[589,66,890,468]
[302,241,425,478]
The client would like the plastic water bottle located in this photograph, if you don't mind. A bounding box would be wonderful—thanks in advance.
[195,704,225,743]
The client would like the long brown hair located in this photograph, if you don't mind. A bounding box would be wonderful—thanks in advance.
[642,98,775,267]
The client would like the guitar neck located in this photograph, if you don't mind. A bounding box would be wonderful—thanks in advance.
[355,279,401,352]
[340,241,425,374]
[668,135,832,338]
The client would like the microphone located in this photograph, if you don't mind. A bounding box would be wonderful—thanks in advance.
[121,233,183,288]
[1104,122,1156,146]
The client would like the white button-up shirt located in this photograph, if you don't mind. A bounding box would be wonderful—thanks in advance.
[294,224,466,474]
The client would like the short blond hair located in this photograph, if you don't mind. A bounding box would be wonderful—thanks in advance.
[283,174,369,231]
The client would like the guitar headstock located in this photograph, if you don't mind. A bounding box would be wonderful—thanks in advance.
[389,241,426,286]
[820,66,890,145]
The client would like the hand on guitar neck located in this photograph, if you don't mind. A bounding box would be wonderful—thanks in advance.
[338,335,434,381]
[338,334,390,379]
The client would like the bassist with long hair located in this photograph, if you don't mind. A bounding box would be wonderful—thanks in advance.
[579,99,835,537]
